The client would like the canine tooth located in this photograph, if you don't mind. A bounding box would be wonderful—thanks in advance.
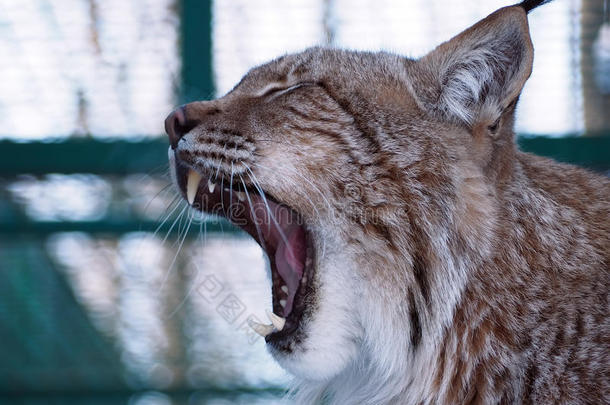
[236,191,246,201]
[208,179,216,193]
[248,319,274,337]
[281,285,288,294]
[279,299,286,308]
[186,169,202,205]
[224,187,231,191]
[266,309,286,331]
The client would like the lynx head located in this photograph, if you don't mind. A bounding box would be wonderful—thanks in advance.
[166,4,534,384]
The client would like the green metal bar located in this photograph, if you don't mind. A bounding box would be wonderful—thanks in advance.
[0,139,169,176]
[0,217,241,237]
[0,136,608,176]
[0,387,286,400]
[180,0,214,103]
[0,242,127,391]
[517,136,610,171]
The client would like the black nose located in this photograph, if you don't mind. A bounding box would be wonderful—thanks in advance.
[165,106,196,149]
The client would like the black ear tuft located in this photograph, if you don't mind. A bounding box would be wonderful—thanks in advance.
[519,0,553,13]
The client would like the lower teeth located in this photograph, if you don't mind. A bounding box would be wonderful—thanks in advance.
[248,310,286,337]
[248,320,274,337]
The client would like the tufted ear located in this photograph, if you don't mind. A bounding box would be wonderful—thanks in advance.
[411,5,534,127]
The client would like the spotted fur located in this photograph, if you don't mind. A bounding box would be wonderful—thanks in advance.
[170,2,609,404]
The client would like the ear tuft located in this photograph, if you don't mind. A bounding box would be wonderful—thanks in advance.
[412,6,534,127]
[520,0,553,14]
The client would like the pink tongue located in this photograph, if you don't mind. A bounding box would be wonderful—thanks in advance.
[235,193,305,317]
[274,224,305,316]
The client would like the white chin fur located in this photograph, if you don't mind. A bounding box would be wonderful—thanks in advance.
[268,256,361,381]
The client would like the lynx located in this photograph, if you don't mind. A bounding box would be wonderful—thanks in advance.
[165,0,609,403]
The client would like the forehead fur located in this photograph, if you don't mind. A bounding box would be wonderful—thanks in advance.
[235,48,423,114]
[242,47,415,85]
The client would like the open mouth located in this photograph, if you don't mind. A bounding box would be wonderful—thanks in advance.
[174,162,314,348]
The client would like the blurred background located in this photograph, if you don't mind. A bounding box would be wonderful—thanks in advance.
[0,0,608,404]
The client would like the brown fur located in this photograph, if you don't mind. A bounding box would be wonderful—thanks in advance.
[169,4,609,404]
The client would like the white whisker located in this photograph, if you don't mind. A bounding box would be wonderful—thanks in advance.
[251,162,327,259]
[253,162,333,215]
[142,182,175,218]
[200,194,208,246]
[230,162,235,208]
[159,207,193,292]
[167,258,201,319]
[242,163,272,234]
[150,196,182,241]
[240,174,268,252]
[221,172,226,214]
[159,204,189,248]
[214,153,225,181]
[244,167,295,263]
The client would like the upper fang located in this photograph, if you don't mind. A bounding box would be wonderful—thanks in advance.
[186,169,202,205]
[208,179,216,193]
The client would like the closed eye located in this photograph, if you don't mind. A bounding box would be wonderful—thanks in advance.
[262,83,304,99]
[260,82,317,100]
